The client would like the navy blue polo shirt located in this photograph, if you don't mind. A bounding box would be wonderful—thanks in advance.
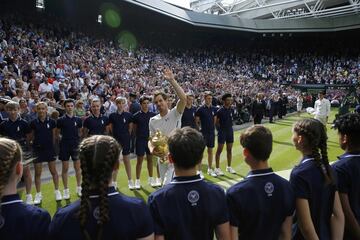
[0,194,51,239]
[332,152,360,227]
[56,115,82,142]
[181,106,196,128]
[109,111,133,139]
[49,187,154,240]
[216,106,234,130]
[290,157,337,240]
[226,168,294,240]
[0,118,30,144]
[30,117,56,148]
[148,175,229,240]
[195,105,217,133]
[83,114,109,135]
[132,110,156,139]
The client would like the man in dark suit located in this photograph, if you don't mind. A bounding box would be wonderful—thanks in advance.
[252,93,266,124]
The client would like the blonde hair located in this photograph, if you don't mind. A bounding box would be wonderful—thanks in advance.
[0,138,22,215]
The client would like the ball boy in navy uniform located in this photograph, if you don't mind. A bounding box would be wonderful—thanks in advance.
[83,98,109,137]
[133,96,160,188]
[181,93,196,129]
[215,93,236,175]
[0,102,33,204]
[195,92,217,177]
[226,125,294,240]
[49,135,154,240]
[290,118,344,239]
[0,138,51,240]
[56,99,83,199]
[30,102,61,204]
[332,113,360,239]
[148,127,230,240]
[109,97,134,190]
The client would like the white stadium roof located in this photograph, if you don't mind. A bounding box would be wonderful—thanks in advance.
[189,0,360,19]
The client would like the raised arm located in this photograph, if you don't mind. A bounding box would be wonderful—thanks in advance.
[163,68,186,114]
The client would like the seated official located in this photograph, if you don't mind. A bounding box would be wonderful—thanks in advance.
[49,135,154,240]
[148,127,230,240]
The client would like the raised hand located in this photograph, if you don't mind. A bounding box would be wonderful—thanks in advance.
[164,68,175,81]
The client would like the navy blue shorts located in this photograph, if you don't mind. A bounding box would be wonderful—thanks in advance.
[33,147,56,163]
[116,135,131,156]
[59,141,79,161]
[136,137,150,157]
[218,129,234,144]
[202,132,215,148]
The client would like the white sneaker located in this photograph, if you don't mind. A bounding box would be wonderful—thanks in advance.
[207,168,217,177]
[128,180,135,190]
[25,194,33,205]
[197,170,204,179]
[34,192,42,205]
[226,166,236,174]
[214,168,224,176]
[135,179,141,190]
[148,177,156,187]
[112,181,118,189]
[155,178,162,187]
[76,186,82,197]
[55,190,63,201]
[63,189,70,200]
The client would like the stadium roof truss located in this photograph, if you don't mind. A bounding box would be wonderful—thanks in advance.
[190,0,360,19]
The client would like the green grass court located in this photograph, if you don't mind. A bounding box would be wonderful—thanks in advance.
[21,109,344,216]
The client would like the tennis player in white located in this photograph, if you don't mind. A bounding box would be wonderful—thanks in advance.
[149,68,186,185]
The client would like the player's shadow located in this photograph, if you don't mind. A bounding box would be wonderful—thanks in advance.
[140,187,152,196]
[272,140,293,147]
[214,176,234,186]
[133,190,146,201]
[56,201,63,210]
[274,122,293,126]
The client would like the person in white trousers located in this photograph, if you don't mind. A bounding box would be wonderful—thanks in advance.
[314,91,331,126]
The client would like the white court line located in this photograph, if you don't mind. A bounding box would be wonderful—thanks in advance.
[214,169,292,189]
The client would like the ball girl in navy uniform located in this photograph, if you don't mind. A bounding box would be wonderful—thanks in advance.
[108,97,134,190]
[0,102,33,204]
[332,113,360,239]
[30,101,61,204]
[83,99,109,137]
[49,135,154,240]
[56,99,83,199]
[290,118,344,239]
[0,138,50,239]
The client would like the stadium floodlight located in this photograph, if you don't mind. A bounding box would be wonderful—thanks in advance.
[97,15,102,24]
[36,0,45,9]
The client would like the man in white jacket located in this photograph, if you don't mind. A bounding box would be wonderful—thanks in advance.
[314,91,331,126]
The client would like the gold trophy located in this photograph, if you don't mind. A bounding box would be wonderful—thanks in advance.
[149,129,169,163]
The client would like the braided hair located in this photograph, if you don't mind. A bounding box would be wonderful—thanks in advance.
[78,135,120,240]
[0,138,22,216]
[293,118,334,185]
